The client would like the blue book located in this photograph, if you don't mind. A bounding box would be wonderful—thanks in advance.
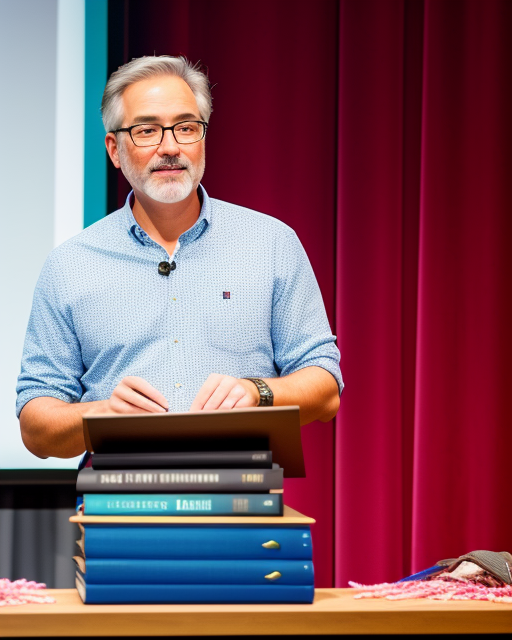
[82,493,283,516]
[75,574,314,604]
[78,525,313,560]
[74,557,314,585]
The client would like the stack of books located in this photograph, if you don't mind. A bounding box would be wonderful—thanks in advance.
[72,448,315,604]
[76,450,284,517]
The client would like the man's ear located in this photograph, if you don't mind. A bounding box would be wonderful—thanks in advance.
[105,133,121,168]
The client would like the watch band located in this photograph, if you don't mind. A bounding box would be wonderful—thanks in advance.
[243,377,274,407]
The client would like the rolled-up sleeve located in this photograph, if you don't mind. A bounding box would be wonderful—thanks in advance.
[16,253,85,417]
[271,228,343,393]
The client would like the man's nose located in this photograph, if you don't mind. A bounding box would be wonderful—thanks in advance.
[157,129,180,156]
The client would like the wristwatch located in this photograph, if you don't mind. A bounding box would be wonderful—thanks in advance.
[243,378,274,406]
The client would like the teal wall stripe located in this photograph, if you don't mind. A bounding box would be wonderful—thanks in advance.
[84,0,108,228]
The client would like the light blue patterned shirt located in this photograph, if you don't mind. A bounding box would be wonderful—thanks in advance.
[16,187,342,416]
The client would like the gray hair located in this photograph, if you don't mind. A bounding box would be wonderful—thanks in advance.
[101,56,212,132]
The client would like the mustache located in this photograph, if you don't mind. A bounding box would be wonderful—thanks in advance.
[150,156,189,172]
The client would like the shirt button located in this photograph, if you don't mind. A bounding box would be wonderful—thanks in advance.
[174,339,179,343]
[175,382,182,388]
[172,297,177,301]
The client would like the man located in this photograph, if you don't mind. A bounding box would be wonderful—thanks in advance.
[17,56,342,460]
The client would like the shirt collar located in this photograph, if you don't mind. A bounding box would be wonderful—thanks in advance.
[125,184,211,247]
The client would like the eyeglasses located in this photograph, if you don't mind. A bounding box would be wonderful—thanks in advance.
[112,120,208,147]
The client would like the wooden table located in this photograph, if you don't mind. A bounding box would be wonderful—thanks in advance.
[1,588,511,637]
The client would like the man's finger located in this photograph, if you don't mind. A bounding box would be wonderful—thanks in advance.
[122,376,169,410]
[232,393,257,409]
[109,395,154,414]
[218,384,247,410]
[189,374,225,411]
[116,384,168,413]
[202,377,240,411]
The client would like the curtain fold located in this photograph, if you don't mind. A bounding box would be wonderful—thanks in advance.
[336,0,408,587]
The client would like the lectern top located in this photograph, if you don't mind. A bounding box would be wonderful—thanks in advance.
[83,406,305,478]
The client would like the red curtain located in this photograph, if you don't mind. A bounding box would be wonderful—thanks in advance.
[117,0,512,588]
[336,0,512,586]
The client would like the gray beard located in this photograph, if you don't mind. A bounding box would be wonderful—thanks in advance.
[139,171,196,204]
[119,150,205,204]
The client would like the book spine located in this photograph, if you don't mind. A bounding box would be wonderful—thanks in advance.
[77,559,314,585]
[77,577,314,604]
[77,467,283,493]
[91,451,272,470]
[82,525,312,560]
[82,493,283,516]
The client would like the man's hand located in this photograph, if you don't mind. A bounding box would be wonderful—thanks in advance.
[105,376,169,414]
[20,376,169,459]
[189,367,339,424]
[189,374,260,412]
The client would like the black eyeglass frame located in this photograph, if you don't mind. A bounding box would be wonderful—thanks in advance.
[111,120,209,146]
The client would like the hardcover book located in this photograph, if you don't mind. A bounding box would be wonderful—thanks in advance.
[91,450,273,470]
[74,556,314,585]
[76,523,313,560]
[81,493,283,516]
[75,573,315,604]
[77,465,283,493]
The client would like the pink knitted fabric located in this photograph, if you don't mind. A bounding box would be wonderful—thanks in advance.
[349,579,512,603]
[0,579,56,607]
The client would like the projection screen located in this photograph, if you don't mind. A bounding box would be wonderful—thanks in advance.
[0,0,107,472]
